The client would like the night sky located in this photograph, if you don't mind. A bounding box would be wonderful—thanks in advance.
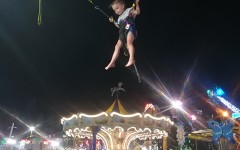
[0,0,240,136]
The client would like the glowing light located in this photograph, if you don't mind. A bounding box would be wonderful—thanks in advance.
[142,146,148,150]
[61,114,78,124]
[65,129,74,137]
[51,141,60,147]
[171,100,183,109]
[100,128,114,149]
[110,112,142,118]
[43,140,49,145]
[73,127,89,133]
[125,131,140,148]
[127,127,138,132]
[207,87,225,97]
[207,90,213,96]
[222,111,229,117]
[6,138,16,144]
[191,115,197,121]
[22,139,31,144]
[125,128,165,149]
[232,113,240,119]
[215,87,225,96]
[104,126,124,132]
[96,133,109,150]
[217,96,240,113]
[127,127,152,133]
[0,106,49,139]
[143,114,174,125]
[62,109,174,149]
[29,126,35,131]
[79,112,108,118]
[65,125,169,150]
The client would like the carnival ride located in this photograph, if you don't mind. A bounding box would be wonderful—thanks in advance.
[185,86,240,150]
[61,83,174,150]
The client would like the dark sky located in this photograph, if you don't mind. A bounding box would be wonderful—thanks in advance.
[0,0,240,135]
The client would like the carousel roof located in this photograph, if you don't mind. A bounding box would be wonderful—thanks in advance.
[105,99,128,114]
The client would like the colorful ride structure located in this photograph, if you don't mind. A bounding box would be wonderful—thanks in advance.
[61,99,174,149]
[186,86,240,150]
[188,125,239,150]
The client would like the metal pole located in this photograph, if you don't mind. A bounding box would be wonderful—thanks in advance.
[133,64,141,83]
[31,130,33,150]
[8,123,16,150]
[9,123,15,138]
[195,140,197,150]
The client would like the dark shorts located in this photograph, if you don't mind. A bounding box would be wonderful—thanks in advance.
[119,27,137,44]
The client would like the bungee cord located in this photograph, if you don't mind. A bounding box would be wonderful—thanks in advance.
[38,0,42,26]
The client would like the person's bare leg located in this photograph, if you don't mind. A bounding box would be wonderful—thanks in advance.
[105,40,123,70]
[125,32,135,67]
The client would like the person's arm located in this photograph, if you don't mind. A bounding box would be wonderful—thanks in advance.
[109,16,119,28]
[131,0,140,16]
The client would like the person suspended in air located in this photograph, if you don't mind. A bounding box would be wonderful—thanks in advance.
[105,0,140,70]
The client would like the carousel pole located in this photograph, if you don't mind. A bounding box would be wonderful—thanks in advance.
[91,126,101,150]
[110,82,126,149]
[163,133,167,150]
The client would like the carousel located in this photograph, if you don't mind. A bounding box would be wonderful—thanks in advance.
[61,83,174,150]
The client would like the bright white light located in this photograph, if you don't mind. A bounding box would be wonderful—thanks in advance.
[172,100,183,109]
[51,141,60,147]
[141,146,148,150]
[191,115,197,121]
[110,112,142,118]
[79,112,108,118]
[29,126,35,131]
[143,114,174,125]
[43,140,50,145]
[7,138,17,145]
